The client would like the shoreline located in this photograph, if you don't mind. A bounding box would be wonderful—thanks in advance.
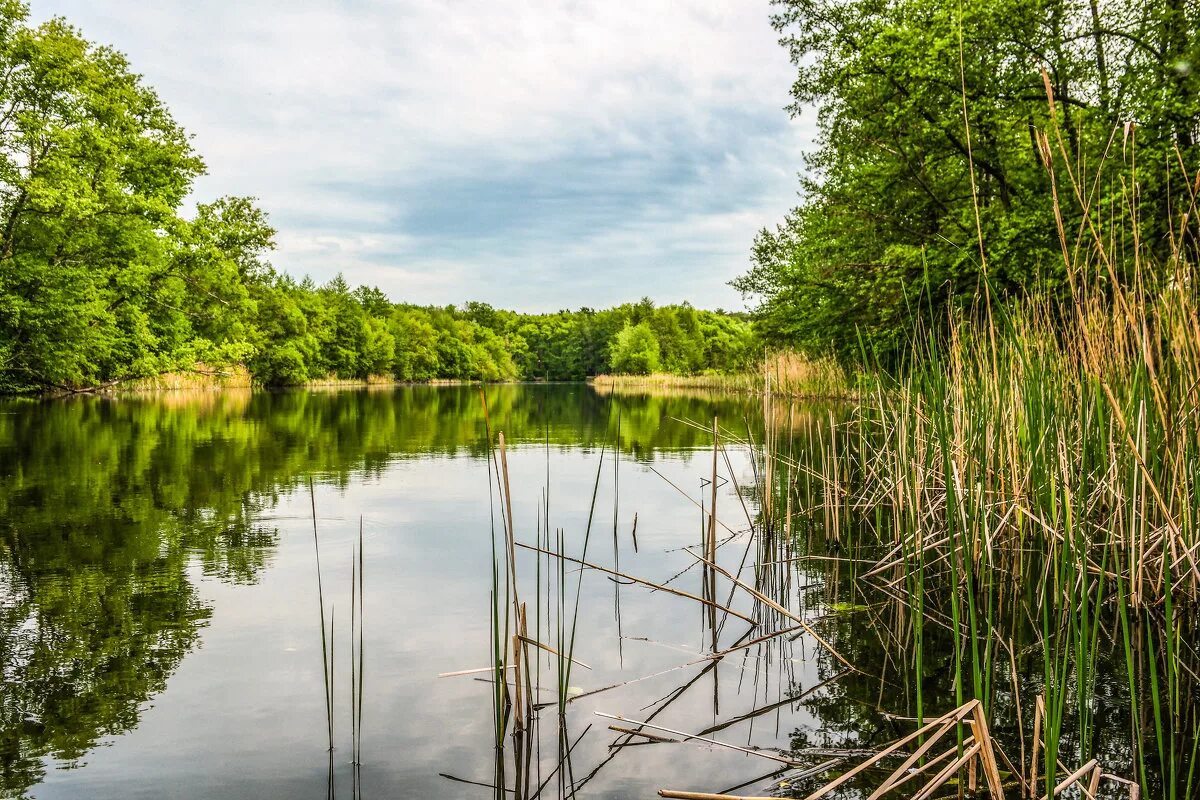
[9,352,851,400]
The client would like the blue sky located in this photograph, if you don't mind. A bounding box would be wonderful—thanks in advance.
[29,1,813,311]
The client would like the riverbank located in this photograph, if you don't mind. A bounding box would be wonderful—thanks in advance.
[35,369,492,397]
[591,351,853,399]
[30,350,851,400]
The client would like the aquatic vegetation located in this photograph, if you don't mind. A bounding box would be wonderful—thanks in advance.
[758,142,1200,796]
[592,351,852,401]
[4,375,1194,798]
[464,229,1200,796]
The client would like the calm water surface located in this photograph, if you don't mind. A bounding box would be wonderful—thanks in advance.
[0,384,1164,799]
[0,385,833,799]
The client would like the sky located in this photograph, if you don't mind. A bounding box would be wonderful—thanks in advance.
[28,1,814,312]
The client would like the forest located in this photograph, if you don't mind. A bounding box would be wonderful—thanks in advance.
[0,3,754,393]
[3,0,1200,797]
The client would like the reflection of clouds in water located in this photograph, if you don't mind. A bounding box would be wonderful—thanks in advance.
[4,385,842,799]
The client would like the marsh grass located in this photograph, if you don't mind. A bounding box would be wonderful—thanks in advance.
[760,118,1200,797]
[460,188,1200,796]
[461,388,915,799]
[592,350,852,400]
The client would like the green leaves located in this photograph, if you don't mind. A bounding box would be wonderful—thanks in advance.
[0,5,203,390]
[609,322,661,375]
[0,6,758,392]
[744,0,1200,363]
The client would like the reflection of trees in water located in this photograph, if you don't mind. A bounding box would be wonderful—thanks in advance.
[771,530,1196,799]
[0,385,758,795]
[0,559,210,792]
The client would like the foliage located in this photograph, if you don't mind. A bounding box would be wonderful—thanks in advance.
[608,323,661,375]
[0,2,203,390]
[736,0,1200,362]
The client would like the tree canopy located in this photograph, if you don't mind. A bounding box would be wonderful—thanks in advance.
[735,0,1199,361]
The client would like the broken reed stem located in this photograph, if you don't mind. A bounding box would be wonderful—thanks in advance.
[1041,759,1099,800]
[608,725,679,743]
[518,634,591,670]
[802,700,980,800]
[594,712,799,766]
[512,541,757,625]
[497,432,523,672]
[659,792,778,800]
[682,548,857,674]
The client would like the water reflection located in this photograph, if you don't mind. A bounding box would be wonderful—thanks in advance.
[3,385,1186,799]
[0,385,760,797]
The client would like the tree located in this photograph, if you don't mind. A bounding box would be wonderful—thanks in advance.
[248,276,315,385]
[0,4,204,390]
[609,323,661,375]
[318,274,368,378]
[352,285,392,318]
[389,307,440,381]
[736,0,1200,362]
[0,4,760,392]
[168,197,276,364]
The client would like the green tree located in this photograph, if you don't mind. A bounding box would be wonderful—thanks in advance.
[168,197,275,365]
[0,3,204,390]
[249,275,318,385]
[352,285,392,318]
[0,3,763,393]
[609,323,661,375]
[317,274,368,378]
[736,0,1200,361]
[389,307,440,381]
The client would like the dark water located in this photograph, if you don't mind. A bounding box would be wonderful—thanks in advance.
[0,385,1181,799]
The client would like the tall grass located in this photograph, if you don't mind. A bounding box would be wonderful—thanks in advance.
[478,387,616,798]
[592,350,852,399]
[774,132,1200,798]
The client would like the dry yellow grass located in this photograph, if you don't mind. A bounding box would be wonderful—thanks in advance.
[592,351,852,399]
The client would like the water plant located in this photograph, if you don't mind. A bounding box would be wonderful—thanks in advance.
[758,116,1200,797]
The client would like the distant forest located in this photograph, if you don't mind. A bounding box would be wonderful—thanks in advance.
[11,0,1191,394]
[0,5,755,393]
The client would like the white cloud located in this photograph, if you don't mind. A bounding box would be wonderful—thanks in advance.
[29,0,814,310]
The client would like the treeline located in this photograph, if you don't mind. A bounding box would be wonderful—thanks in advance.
[251,281,756,385]
[737,0,1200,362]
[0,4,754,393]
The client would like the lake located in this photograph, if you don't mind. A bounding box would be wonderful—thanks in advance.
[0,384,1180,799]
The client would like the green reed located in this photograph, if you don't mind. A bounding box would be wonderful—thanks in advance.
[476,390,623,798]
[769,139,1200,796]
[308,478,334,754]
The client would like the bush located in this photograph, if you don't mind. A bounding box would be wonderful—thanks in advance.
[609,323,661,375]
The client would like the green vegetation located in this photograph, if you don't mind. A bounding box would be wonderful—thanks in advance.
[778,264,1200,797]
[0,4,755,394]
[594,350,850,399]
[726,2,1200,797]
[737,0,1199,362]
